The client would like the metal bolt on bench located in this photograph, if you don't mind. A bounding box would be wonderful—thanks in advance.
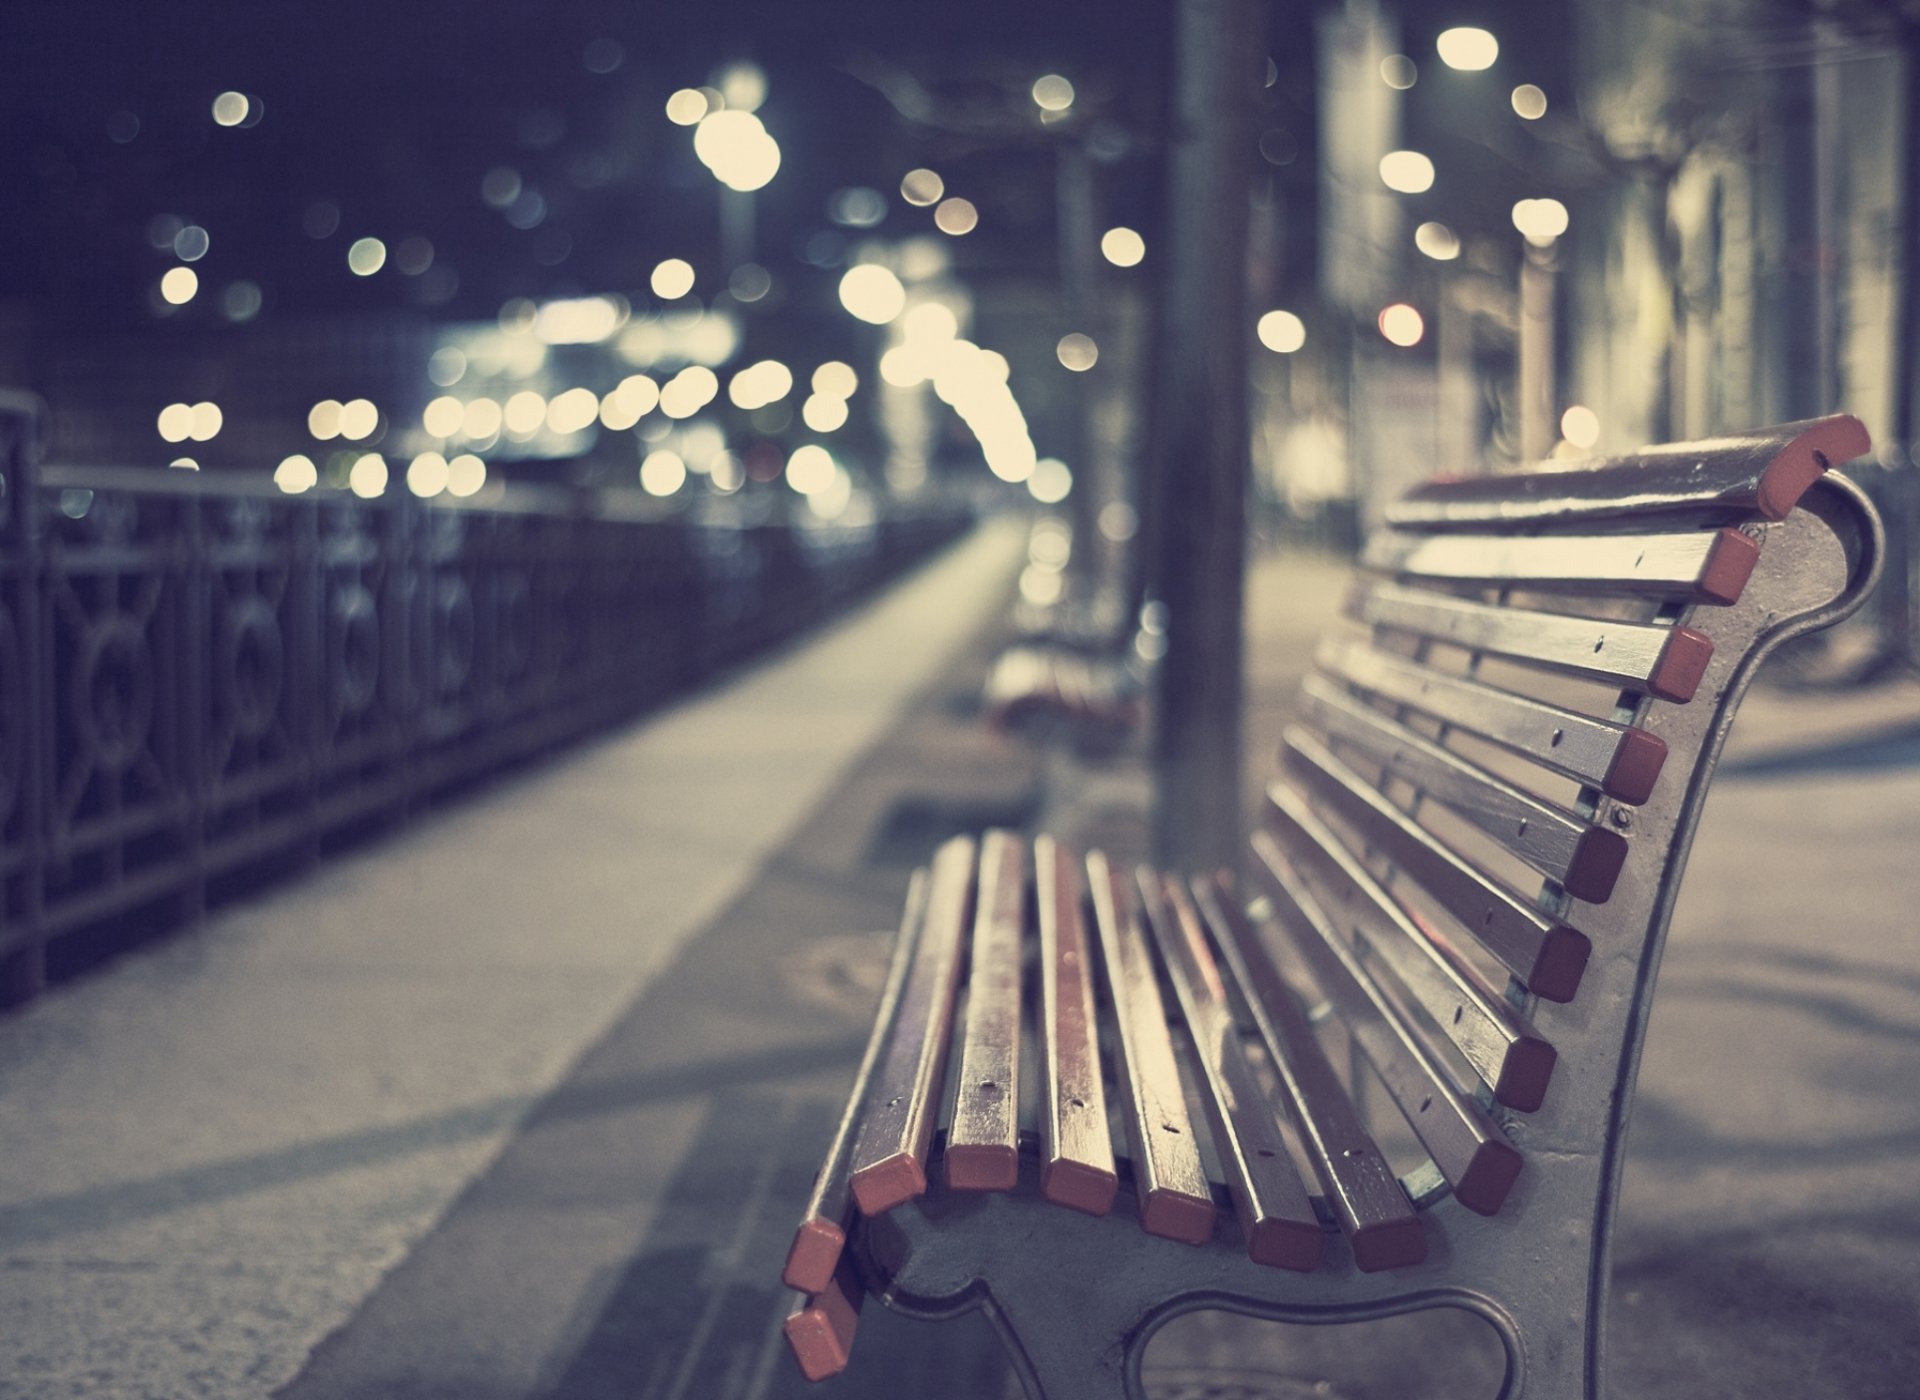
[778,416,1884,1400]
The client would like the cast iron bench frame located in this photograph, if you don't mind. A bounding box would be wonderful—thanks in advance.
[778,417,1883,1400]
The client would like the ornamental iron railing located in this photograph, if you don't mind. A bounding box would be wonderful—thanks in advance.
[0,394,970,1007]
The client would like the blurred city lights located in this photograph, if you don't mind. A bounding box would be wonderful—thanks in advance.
[428,348,467,387]
[728,359,795,410]
[830,187,887,228]
[462,398,503,439]
[903,301,958,346]
[546,387,601,434]
[1028,458,1073,504]
[812,361,858,398]
[211,92,250,127]
[1379,151,1435,194]
[338,398,379,440]
[1512,84,1548,119]
[347,238,387,276]
[160,267,198,304]
[934,198,978,235]
[1379,304,1426,346]
[640,450,688,496]
[718,62,768,113]
[309,400,342,440]
[665,88,708,125]
[900,168,945,207]
[879,345,926,388]
[274,454,317,494]
[503,390,547,436]
[407,451,450,497]
[839,264,907,324]
[481,167,522,208]
[786,444,836,494]
[710,452,745,493]
[1437,27,1499,71]
[651,258,696,299]
[1101,227,1146,267]
[348,454,389,498]
[1256,310,1307,353]
[423,396,464,437]
[1414,221,1462,260]
[536,295,627,343]
[172,457,200,472]
[157,403,194,442]
[1512,197,1570,245]
[692,109,781,191]
[173,226,210,262]
[659,365,719,418]
[600,375,659,430]
[729,263,772,301]
[808,467,854,520]
[222,282,262,321]
[1561,404,1601,448]
[188,401,222,441]
[1031,74,1075,111]
[1381,55,1417,89]
[1056,333,1098,372]
[802,395,850,432]
[446,454,487,497]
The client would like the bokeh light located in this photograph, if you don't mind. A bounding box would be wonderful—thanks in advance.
[347,238,387,276]
[407,452,450,497]
[1378,304,1426,346]
[934,198,978,235]
[160,267,198,304]
[839,264,906,324]
[1379,151,1435,194]
[274,454,317,494]
[1437,27,1499,71]
[651,258,696,299]
[1056,333,1098,372]
[900,168,944,206]
[1381,55,1417,89]
[640,450,688,496]
[1031,75,1075,111]
[1512,84,1548,120]
[446,454,487,497]
[1561,405,1601,448]
[1100,227,1146,267]
[349,454,389,498]
[1415,221,1462,260]
[1256,310,1307,353]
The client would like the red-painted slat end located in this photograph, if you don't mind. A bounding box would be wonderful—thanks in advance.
[1141,1186,1216,1245]
[1248,1215,1326,1272]
[1754,414,1870,520]
[1350,1216,1429,1273]
[1697,528,1761,605]
[1452,1138,1525,1216]
[1528,926,1592,1004]
[1492,1035,1557,1113]
[1603,728,1667,806]
[780,1217,846,1296]
[1565,827,1629,904]
[1042,1158,1119,1217]
[784,1273,863,1383]
[850,1151,926,1216]
[944,1143,1019,1193]
[1649,627,1714,704]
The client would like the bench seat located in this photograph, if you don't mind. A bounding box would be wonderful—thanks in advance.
[779,416,1883,1399]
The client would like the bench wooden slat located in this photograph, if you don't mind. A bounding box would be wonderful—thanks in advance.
[1361,524,1760,605]
[1266,786,1557,1111]
[1035,834,1119,1216]
[1138,871,1323,1271]
[947,831,1027,1191]
[1190,871,1427,1270]
[1281,730,1590,1002]
[1317,632,1668,805]
[1248,829,1524,1215]
[783,1257,865,1382]
[1301,676,1628,904]
[781,868,932,1294]
[849,835,978,1215]
[1356,580,1715,704]
[1385,414,1868,530]
[1086,850,1217,1245]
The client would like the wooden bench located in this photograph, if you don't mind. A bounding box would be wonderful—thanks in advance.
[778,416,1883,1400]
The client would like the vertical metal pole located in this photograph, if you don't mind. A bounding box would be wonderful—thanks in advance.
[1517,242,1558,464]
[1147,0,1261,870]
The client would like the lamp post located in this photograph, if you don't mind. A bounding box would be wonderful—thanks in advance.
[1512,198,1568,463]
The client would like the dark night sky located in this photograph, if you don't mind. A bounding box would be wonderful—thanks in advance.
[1,0,1200,332]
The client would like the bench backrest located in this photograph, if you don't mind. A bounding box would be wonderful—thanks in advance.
[1253,414,1881,1227]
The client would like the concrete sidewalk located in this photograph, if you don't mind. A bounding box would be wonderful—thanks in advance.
[2,534,1916,1399]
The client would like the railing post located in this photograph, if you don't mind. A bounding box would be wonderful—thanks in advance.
[0,392,48,1005]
